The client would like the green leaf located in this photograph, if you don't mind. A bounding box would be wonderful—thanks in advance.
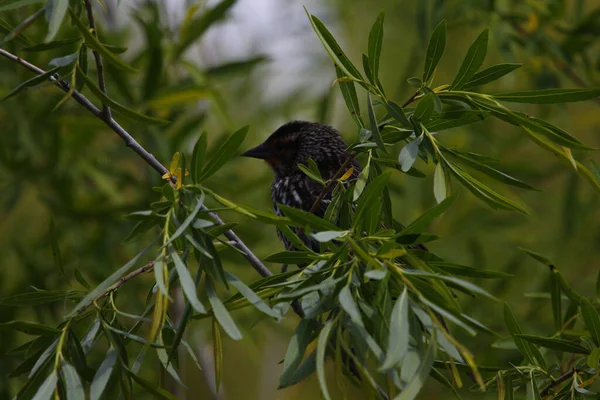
[77,68,169,125]
[588,348,600,369]
[170,248,206,314]
[49,53,78,67]
[335,65,363,127]
[0,289,81,307]
[550,269,562,332]
[45,0,68,42]
[412,93,435,121]
[580,297,600,347]
[353,154,370,201]
[401,195,455,234]
[163,195,205,248]
[353,171,391,231]
[69,241,155,316]
[0,8,44,47]
[503,303,547,371]
[433,162,446,203]
[48,215,68,283]
[367,93,387,153]
[1,67,60,102]
[385,100,411,128]
[443,148,537,190]
[403,270,498,301]
[68,9,135,72]
[90,347,117,400]
[450,29,489,89]
[298,163,324,184]
[423,20,446,83]
[190,133,206,185]
[462,63,522,89]
[126,369,178,400]
[198,125,248,181]
[311,230,347,243]
[0,0,42,12]
[494,87,600,104]
[527,373,542,400]
[32,370,57,400]
[206,276,242,340]
[264,251,318,264]
[224,271,279,318]
[425,110,488,132]
[398,135,423,172]
[380,288,409,371]
[316,322,334,400]
[339,286,363,327]
[205,56,267,79]
[516,335,590,354]
[0,321,60,336]
[442,158,528,214]
[367,10,384,84]
[305,9,362,80]
[153,257,169,296]
[278,204,340,232]
[429,262,512,279]
[279,320,315,387]
[212,319,222,390]
[60,360,84,400]
[396,331,436,400]
[174,0,236,59]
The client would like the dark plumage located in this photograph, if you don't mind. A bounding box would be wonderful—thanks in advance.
[242,121,359,251]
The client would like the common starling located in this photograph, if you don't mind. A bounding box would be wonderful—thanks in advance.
[242,120,359,251]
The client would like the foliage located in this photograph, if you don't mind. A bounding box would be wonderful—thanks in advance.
[0,0,600,399]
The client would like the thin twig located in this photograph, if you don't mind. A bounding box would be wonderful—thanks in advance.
[308,152,356,215]
[85,260,155,310]
[82,0,112,119]
[540,369,576,397]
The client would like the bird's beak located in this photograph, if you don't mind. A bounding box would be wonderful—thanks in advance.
[241,142,270,160]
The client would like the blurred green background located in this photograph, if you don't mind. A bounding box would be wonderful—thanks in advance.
[1,0,600,398]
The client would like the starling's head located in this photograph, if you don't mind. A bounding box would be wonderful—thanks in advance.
[241,120,349,178]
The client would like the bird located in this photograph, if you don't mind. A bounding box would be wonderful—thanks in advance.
[241,120,360,252]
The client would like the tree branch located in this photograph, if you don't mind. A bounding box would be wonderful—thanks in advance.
[0,48,279,298]
[540,369,576,397]
[83,0,112,119]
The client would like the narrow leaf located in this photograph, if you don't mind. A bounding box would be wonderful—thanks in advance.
[398,135,423,172]
[170,248,206,314]
[380,288,409,370]
[433,162,446,203]
[68,9,136,72]
[580,297,600,347]
[462,63,522,89]
[2,67,60,102]
[199,126,248,181]
[206,276,242,340]
[367,10,384,84]
[450,29,489,89]
[494,87,600,104]
[423,20,446,83]
[77,69,169,125]
[516,335,589,354]
[367,93,387,153]
[32,370,57,400]
[90,347,117,400]
[60,361,84,400]
[45,0,68,42]
[316,322,334,400]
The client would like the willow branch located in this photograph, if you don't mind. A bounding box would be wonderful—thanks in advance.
[83,0,111,118]
[0,48,280,300]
